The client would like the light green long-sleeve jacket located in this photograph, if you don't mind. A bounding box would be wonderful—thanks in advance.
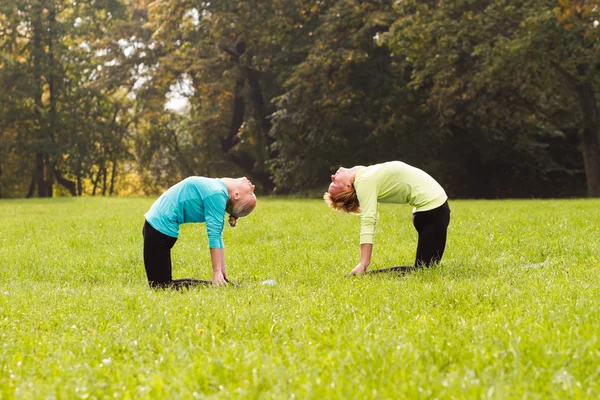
[354,161,447,244]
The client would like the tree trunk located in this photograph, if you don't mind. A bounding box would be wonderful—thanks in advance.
[218,44,274,192]
[26,175,35,199]
[45,3,58,198]
[35,153,47,197]
[77,171,83,196]
[92,166,102,196]
[243,66,274,192]
[55,170,77,196]
[46,157,54,198]
[101,166,108,196]
[244,67,272,135]
[220,73,246,154]
[576,82,600,197]
[32,9,48,198]
[109,159,117,196]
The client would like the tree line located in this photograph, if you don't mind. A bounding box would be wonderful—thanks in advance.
[1,0,598,198]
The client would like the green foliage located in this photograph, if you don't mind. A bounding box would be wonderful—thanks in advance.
[131,0,320,192]
[0,0,136,197]
[384,0,596,197]
[1,0,598,197]
[0,197,599,397]
[270,0,438,192]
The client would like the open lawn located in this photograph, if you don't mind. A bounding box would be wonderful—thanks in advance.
[1,197,599,399]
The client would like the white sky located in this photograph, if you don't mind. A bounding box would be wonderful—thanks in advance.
[165,74,193,112]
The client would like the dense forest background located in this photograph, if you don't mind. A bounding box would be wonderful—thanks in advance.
[1,0,599,198]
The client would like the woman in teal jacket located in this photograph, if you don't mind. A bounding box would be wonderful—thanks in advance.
[143,176,256,288]
[324,161,450,276]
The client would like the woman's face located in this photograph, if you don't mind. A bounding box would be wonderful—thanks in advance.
[328,167,352,197]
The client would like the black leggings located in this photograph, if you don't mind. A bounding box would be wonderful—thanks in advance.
[412,201,451,267]
[142,221,211,289]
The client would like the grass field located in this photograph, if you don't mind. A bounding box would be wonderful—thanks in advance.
[1,197,599,399]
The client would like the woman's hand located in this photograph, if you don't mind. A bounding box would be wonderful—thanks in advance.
[212,270,228,286]
[348,243,373,275]
[350,262,368,275]
[210,248,227,286]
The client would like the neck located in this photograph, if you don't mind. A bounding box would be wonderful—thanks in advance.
[220,178,237,195]
[349,166,364,182]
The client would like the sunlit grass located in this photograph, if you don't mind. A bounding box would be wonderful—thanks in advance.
[1,197,599,398]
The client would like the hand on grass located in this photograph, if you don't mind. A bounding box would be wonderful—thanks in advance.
[350,262,368,275]
[212,270,228,286]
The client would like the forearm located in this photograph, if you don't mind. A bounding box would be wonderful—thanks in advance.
[360,243,373,267]
[221,255,227,279]
[210,248,224,274]
[350,243,373,275]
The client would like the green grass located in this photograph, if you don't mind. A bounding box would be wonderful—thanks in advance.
[1,197,599,399]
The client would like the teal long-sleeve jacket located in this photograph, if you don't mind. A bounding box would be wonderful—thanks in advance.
[144,177,229,248]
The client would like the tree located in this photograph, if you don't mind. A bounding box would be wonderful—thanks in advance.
[0,0,136,197]
[133,0,325,192]
[385,0,598,197]
[270,0,440,192]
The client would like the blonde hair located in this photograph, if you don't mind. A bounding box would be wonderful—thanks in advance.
[226,197,256,227]
[323,185,360,214]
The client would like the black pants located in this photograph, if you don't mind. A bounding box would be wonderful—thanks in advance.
[412,201,451,267]
[142,220,210,289]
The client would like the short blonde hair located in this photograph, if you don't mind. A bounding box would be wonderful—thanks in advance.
[323,186,360,214]
[226,197,256,227]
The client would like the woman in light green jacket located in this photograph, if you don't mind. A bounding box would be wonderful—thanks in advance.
[324,161,450,276]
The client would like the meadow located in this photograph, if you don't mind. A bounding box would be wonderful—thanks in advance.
[0,197,599,399]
